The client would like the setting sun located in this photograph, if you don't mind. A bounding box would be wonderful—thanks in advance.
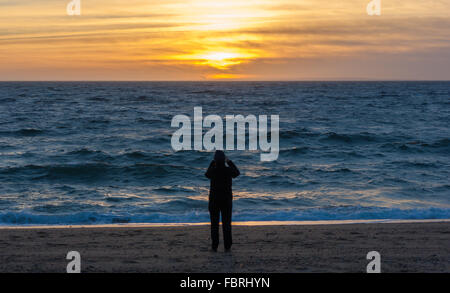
[199,52,242,69]
[172,51,257,70]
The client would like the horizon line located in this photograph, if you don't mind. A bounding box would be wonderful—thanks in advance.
[1,80,450,82]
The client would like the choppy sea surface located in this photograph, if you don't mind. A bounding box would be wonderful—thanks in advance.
[0,81,449,225]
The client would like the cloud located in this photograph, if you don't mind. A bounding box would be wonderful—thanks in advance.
[0,0,449,80]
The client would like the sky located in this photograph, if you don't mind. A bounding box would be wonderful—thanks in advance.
[0,0,449,81]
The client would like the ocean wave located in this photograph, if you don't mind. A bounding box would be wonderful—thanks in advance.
[386,160,441,169]
[0,97,16,103]
[314,167,353,173]
[0,162,191,181]
[380,142,420,152]
[280,128,319,139]
[87,118,110,124]
[380,139,450,154]
[279,146,309,155]
[319,132,380,144]
[0,128,45,137]
[136,117,165,124]
[233,206,450,222]
[66,149,166,163]
[189,90,232,96]
[422,138,450,152]
[88,96,110,102]
[0,206,449,225]
[431,138,450,148]
[153,186,198,194]
[66,148,111,159]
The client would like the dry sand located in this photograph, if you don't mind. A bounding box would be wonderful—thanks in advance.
[0,222,449,273]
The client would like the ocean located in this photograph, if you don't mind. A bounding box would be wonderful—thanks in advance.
[0,81,449,225]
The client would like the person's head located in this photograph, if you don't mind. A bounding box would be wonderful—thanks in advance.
[214,150,225,166]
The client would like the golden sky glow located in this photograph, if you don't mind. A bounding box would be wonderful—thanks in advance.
[0,0,449,80]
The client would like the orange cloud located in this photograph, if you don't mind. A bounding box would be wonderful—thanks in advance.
[0,0,449,80]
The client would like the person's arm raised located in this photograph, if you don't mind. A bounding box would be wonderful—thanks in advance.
[226,159,240,178]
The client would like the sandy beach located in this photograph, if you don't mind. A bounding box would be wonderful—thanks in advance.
[0,221,449,273]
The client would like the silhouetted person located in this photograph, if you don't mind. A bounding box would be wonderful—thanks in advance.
[205,150,240,252]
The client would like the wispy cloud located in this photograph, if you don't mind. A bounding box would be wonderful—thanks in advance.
[0,0,449,80]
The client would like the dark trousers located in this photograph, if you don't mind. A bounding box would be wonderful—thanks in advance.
[209,200,232,250]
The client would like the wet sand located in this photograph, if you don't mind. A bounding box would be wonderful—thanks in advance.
[0,222,449,272]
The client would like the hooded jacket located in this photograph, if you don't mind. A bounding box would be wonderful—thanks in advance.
[205,158,240,202]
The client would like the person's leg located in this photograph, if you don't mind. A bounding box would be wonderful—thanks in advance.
[221,200,233,250]
[209,203,220,251]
